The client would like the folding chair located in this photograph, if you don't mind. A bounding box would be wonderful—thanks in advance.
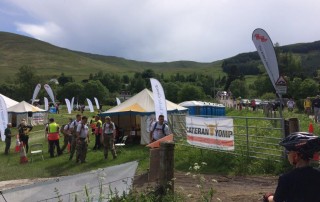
[115,135,128,153]
[30,143,44,162]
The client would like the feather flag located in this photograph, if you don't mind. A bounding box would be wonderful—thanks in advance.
[94,97,100,110]
[252,28,279,90]
[71,97,75,111]
[86,98,94,112]
[0,95,8,141]
[65,98,72,114]
[150,78,168,121]
[44,97,49,111]
[44,84,55,105]
[116,97,121,106]
[31,84,41,105]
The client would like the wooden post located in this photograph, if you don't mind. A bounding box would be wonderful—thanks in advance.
[159,141,175,193]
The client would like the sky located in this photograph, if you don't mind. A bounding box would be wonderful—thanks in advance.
[1,0,320,63]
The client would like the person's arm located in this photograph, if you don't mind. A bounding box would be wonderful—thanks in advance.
[112,123,116,140]
[76,124,81,139]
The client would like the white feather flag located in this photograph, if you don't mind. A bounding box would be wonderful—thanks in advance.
[0,95,8,141]
[86,98,94,112]
[252,28,279,90]
[31,83,41,105]
[65,98,72,114]
[116,97,121,106]
[44,84,55,104]
[44,97,49,111]
[150,78,168,121]
[94,97,100,110]
[71,97,75,110]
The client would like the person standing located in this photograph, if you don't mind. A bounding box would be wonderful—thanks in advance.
[312,95,320,122]
[93,115,102,150]
[45,118,62,158]
[60,118,73,153]
[263,132,320,202]
[18,119,33,153]
[304,97,312,116]
[76,116,89,163]
[149,115,170,143]
[4,123,13,155]
[287,98,295,112]
[102,116,117,160]
[69,114,82,160]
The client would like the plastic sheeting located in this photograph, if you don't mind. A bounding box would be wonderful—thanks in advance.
[1,161,138,202]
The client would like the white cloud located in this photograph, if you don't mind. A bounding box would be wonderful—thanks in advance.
[15,22,63,41]
[3,0,320,62]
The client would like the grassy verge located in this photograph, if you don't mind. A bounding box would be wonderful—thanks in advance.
[0,107,316,181]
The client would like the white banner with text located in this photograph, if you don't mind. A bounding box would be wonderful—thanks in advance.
[186,116,234,151]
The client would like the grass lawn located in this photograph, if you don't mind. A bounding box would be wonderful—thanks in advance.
[0,107,316,181]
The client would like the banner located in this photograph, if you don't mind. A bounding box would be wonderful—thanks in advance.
[44,84,55,104]
[65,98,71,114]
[150,78,168,121]
[0,95,8,141]
[94,97,100,110]
[31,83,41,105]
[186,116,234,151]
[44,97,49,111]
[252,28,279,90]
[86,98,94,112]
[71,97,75,110]
[116,97,121,106]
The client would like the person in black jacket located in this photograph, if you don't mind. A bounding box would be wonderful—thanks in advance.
[263,132,320,202]
[312,95,320,122]
[18,119,33,153]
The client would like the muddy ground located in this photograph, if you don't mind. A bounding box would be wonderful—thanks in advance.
[133,171,278,202]
[0,171,278,202]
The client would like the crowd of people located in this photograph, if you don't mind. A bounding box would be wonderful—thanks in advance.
[3,114,121,164]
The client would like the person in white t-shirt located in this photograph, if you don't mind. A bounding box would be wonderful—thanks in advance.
[149,115,170,143]
[102,116,117,160]
[287,98,295,112]
[69,114,82,161]
[75,116,89,163]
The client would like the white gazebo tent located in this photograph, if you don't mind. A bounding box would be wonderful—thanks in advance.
[7,101,48,127]
[0,93,18,108]
[100,89,188,144]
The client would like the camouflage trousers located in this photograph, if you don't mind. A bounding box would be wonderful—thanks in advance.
[76,138,88,163]
[103,134,117,159]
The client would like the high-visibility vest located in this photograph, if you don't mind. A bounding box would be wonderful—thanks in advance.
[95,120,103,135]
[90,121,97,129]
[48,122,59,140]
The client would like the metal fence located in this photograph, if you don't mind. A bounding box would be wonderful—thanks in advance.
[170,114,285,161]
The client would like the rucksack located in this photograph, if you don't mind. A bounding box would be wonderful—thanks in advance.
[152,122,167,135]
[60,123,70,135]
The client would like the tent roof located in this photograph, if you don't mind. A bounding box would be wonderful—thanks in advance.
[7,101,46,113]
[101,88,188,116]
[0,93,19,108]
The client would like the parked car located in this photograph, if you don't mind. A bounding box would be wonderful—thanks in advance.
[240,99,250,107]
[252,99,262,108]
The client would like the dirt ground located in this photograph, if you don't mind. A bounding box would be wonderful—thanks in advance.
[0,171,278,202]
[133,171,278,202]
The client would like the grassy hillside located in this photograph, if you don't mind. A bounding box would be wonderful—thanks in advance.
[0,32,224,83]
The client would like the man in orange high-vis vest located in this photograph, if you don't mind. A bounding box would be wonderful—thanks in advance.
[45,118,62,158]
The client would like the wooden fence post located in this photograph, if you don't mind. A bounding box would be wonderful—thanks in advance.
[159,141,175,193]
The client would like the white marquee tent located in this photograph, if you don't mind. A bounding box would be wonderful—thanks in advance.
[100,88,188,144]
[7,101,48,126]
[0,93,18,108]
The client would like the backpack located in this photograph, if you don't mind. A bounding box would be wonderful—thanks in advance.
[152,122,167,135]
[60,123,71,134]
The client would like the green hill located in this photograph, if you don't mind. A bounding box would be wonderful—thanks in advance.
[0,32,223,83]
[1,31,320,84]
